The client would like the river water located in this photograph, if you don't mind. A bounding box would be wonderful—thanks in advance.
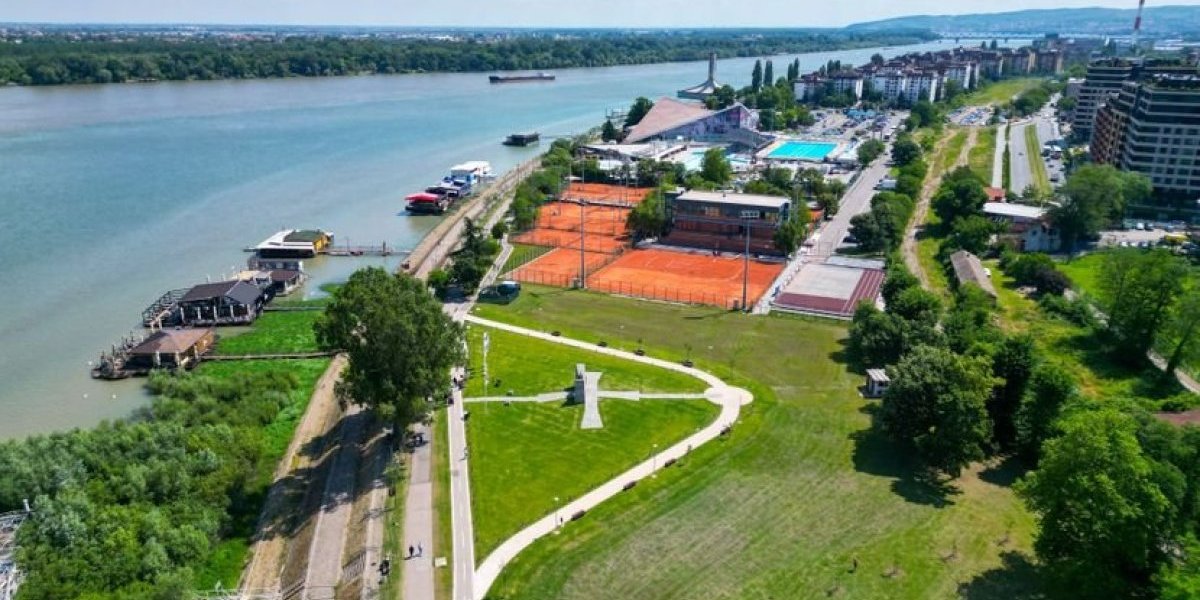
[0,39,986,439]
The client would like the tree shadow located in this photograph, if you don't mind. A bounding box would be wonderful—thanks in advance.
[978,455,1029,488]
[850,405,960,507]
[830,338,859,374]
[956,551,1044,600]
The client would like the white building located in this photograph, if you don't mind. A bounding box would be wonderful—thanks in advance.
[904,71,941,104]
[983,202,1060,252]
[869,71,908,102]
[941,62,977,92]
[831,73,865,101]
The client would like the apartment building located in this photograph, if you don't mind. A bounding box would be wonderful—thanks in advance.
[1091,75,1200,198]
[1074,58,1199,140]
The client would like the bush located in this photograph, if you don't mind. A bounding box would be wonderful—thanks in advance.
[491,221,508,239]
[1038,294,1097,328]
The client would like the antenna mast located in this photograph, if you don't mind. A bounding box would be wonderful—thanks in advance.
[1132,0,1146,52]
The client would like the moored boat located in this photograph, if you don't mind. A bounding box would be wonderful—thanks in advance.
[489,72,555,83]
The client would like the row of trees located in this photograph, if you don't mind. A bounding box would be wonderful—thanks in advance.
[0,31,936,86]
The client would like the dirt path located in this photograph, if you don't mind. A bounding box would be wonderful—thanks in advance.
[901,127,978,289]
[242,354,348,592]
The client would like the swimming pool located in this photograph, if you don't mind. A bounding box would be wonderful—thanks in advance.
[680,149,750,172]
[767,140,838,161]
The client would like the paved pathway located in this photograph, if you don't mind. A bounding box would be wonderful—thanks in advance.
[304,406,368,600]
[401,422,436,600]
[462,315,752,600]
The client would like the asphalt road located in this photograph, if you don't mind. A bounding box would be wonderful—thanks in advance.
[808,152,891,257]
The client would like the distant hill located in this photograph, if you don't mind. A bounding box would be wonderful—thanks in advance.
[846,5,1200,37]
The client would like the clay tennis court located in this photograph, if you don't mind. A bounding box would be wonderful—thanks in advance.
[510,229,627,254]
[508,248,620,288]
[587,248,785,309]
[561,182,655,206]
[534,201,630,236]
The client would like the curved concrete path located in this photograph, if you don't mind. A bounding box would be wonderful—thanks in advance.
[462,315,752,600]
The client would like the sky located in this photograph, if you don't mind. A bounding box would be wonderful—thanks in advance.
[4,0,1200,28]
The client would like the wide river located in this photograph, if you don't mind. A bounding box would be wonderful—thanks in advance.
[0,38,991,439]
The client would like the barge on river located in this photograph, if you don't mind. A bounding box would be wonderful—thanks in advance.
[489,72,555,83]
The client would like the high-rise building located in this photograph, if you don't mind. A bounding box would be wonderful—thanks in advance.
[1073,58,1198,140]
[1091,75,1200,199]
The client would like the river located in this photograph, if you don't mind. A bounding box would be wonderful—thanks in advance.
[0,38,998,439]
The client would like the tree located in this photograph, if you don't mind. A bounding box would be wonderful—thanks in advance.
[944,283,999,354]
[932,166,988,226]
[910,100,937,128]
[1156,533,1200,600]
[624,96,654,127]
[601,119,620,142]
[1098,248,1188,359]
[848,303,907,367]
[626,189,668,241]
[890,286,942,325]
[881,262,919,306]
[772,210,809,256]
[751,59,763,92]
[849,211,888,252]
[879,345,995,478]
[1165,288,1200,375]
[857,139,886,165]
[763,60,774,87]
[870,53,885,66]
[1014,363,1075,463]
[1018,409,1174,597]
[706,84,737,110]
[700,147,732,185]
[990,334,1037,450]
[315,267,465,426]
[1051,165,1150,250]
[946,215,998,255]
[891,137,921,166]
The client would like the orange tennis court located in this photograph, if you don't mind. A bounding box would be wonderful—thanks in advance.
[508,248,620,288]
[561,182,655,206]
[587,249,785,309]
[510,229,627,254]
[534,201,630,236]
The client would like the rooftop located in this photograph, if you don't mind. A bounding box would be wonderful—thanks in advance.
[676,190,790,210]
[983,202,1046,220]
[129,328,214,356]
[624,97,715,144]
[950,250,997,298]
[180,280,264,305]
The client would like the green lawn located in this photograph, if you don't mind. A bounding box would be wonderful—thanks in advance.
[969,126,998,183]
[501,243,554,274]
[191,358,331,589]
[1056,254,1104,300]
[464,325,707,398]
[1023,125,1051,196]
[468,398,718,561]
[213,310,322,355]
[471,285,1037,599]
[961,78,1046,106]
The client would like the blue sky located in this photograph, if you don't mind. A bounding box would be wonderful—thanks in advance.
[3,0,1197,27]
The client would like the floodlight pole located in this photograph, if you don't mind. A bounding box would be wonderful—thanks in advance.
[740,212,756,312]
[579,200,587,289]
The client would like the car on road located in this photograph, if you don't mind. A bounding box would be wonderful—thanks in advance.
[843,234,858,245]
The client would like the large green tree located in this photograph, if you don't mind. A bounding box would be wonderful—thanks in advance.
[1098,248,1188,359]
[624,97,655,127]
[932,166,988,226]
[1164,287,1200,375]
[1018,409,1174,598]
[626,189,669,241]
[879,345,995,478]
[1050,165,1152,251]
[1014,363,1075,464]
[315,267,465,426]
[700,147,732,185]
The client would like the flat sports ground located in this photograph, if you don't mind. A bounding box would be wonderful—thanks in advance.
[773,257,884,318]
[588,249,783,310]
[560,182,655,207]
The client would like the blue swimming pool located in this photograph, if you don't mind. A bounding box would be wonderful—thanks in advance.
[767,140,838,161]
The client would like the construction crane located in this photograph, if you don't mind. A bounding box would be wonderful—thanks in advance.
[1132,0,1146,52]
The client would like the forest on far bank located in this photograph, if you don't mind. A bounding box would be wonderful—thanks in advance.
[0,29,937,86]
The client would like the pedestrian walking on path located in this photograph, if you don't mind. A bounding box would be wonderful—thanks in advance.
[408,545,414,559]
[418,543,423,557]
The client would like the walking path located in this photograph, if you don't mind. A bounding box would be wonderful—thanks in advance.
[303,405,368,600]
[462,315,752,600]
[401,422,436,600]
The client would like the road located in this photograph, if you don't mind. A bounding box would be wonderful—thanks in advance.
[463,315,752,600]
[1008,120,1034,194]
[808,152,891,258]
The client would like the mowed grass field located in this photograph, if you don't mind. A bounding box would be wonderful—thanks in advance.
[471,286,1036,599]
[463,325,706,398]
[468,398,719,561]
